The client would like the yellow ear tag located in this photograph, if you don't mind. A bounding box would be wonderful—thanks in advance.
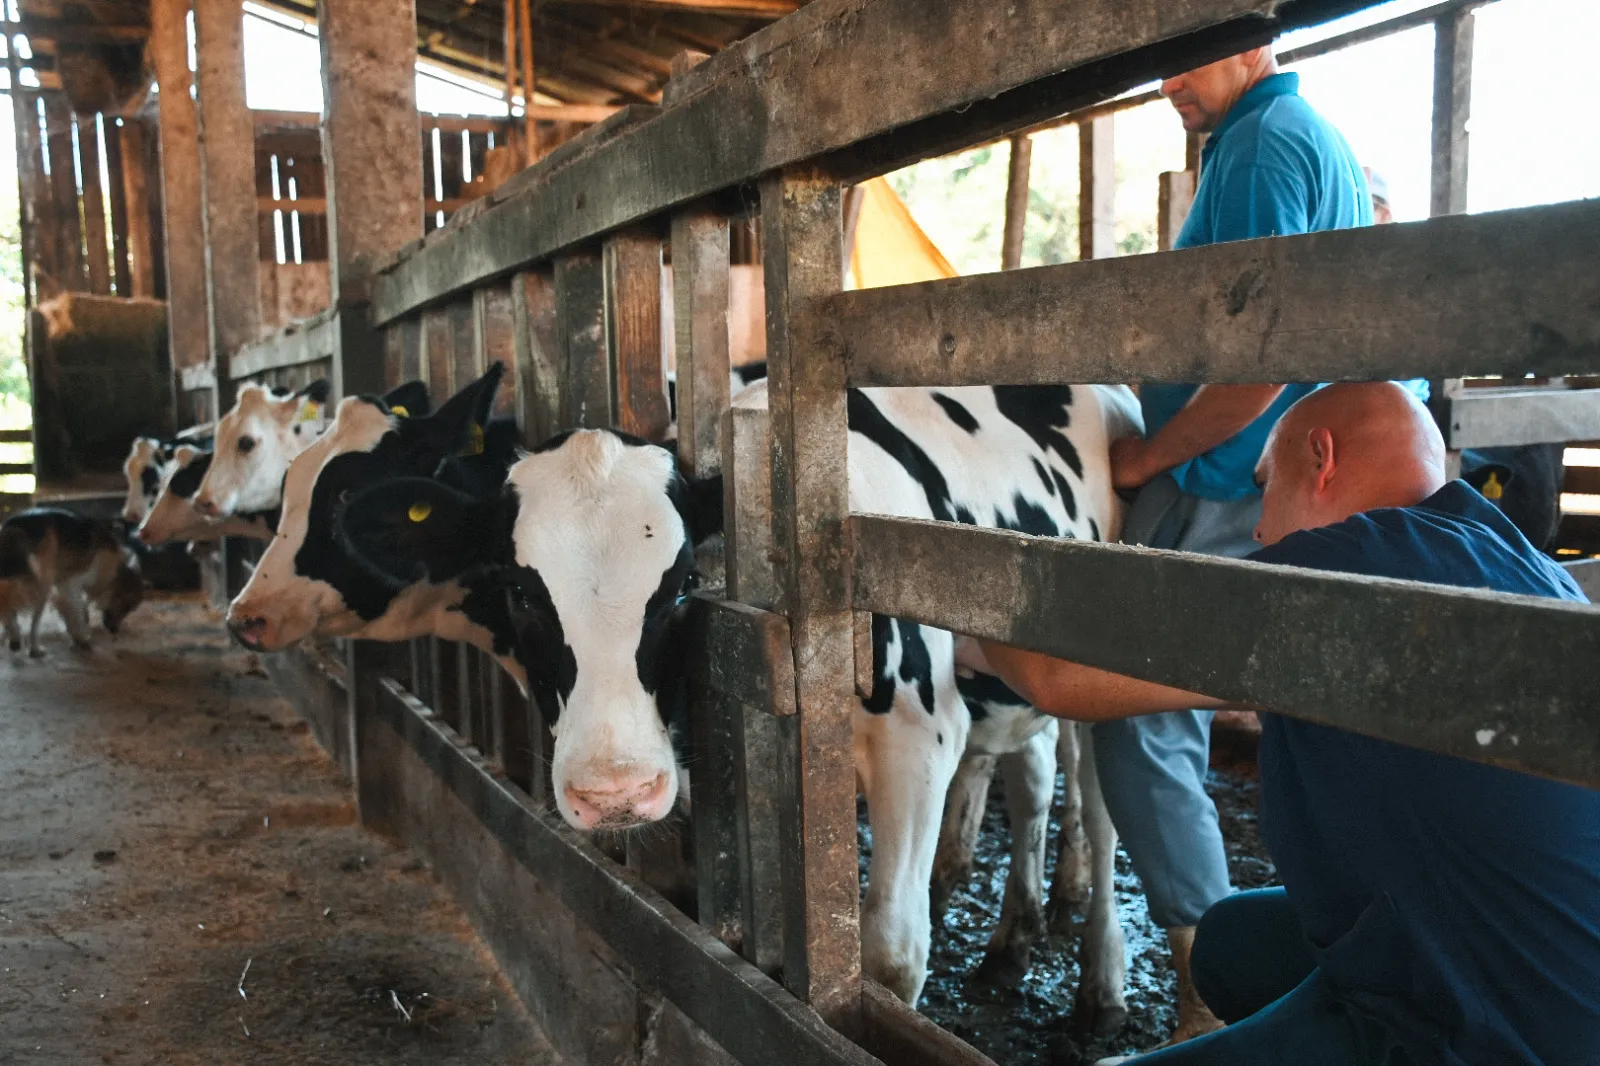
[297,401,320,423]
[1482,470,1504,501]
[468,422,485,456]
[408,501,433,523]
[390,405,409,419]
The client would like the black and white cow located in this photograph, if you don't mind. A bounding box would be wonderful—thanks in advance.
[1460,444,1566,552]
[332,380,1139,1019]
[193,379,332,519]
[136,447,277,546]
[121,437,174,525]
[223,370,526,685]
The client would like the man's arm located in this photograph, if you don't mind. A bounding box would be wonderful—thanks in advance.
[975,639,1227,721]
[1113,383,1286,489]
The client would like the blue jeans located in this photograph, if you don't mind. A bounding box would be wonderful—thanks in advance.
[1094,475,1254,928]
[1132,888,1413,1065]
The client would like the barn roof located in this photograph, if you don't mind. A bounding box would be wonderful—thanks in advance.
[15,0,797,114]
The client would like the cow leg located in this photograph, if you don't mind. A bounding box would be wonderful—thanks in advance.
[976,723,1055,987]
[1076,727,1129,1036]
[1049,719,1093,930]
[930,751,996,922]
[857,695,967,1006]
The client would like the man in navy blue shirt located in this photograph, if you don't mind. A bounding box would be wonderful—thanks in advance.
[975,383,1600,1065]
[1096,45,1396,1049]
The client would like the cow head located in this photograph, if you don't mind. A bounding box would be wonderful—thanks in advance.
[135,444,208,545]
[194,379,331,518]
[121,437,169,524]
[225,371,505,652]
[336,429,723,832]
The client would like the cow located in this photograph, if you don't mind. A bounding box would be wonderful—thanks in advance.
[1460,444,1566,552]
[135,446,276,546]
[223,370,525,685]
[193,379,332,519]
[121,436,172,525]
[332,380,1140,1024]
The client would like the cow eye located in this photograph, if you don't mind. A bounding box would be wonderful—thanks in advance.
[238,436,256,454]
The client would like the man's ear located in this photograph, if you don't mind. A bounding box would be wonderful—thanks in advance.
[674,471,724,545]
[414,364,506,457]
[382,380,431,419]
[336,477,514,589]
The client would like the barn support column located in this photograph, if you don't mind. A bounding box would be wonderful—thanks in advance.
[117,120,159,298]
[1001,134,1032,270]
[150,0,211,419]
[1429,5,1475,475]
[193,0,262,411]
[1078,115,1115,260]
[318,0,425,400]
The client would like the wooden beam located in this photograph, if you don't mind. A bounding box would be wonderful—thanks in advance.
[1157,169,1197,252]
[548,0,798,15]
[194,0,263,402]
[511,269,562,443]
[760,170,860,1024]
[8,83,46,306]
[1442,388,1600,450]
[150,0,208,372]
[527,102,622,123]
[519,0,537,161]
[671,207,732,475]
[1077,114,1114,260]
[104,120,132,296]
[854,514,1600,787]
[372,0,1394,325]
[78,115,111,294]
[829,198,1600,388]
[604,230,670,441]
[1000,134,1031,271]
[43,94,86,292]
[555,250,610,428]
[1430,5,1474,217]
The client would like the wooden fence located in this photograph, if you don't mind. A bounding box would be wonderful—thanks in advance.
[208,1,1600,1064]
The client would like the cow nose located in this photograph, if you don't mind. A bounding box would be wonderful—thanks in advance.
[227,613,269,651]
[194,495,220,518]
[564,772,672,830]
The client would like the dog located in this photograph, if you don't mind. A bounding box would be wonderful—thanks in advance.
[0,508,145,657]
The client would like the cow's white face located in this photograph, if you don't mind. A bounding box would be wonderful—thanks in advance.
[227,396,396,650]
[194,382,328,518]
[122,437,165,523]
[506,432,692,831]
[136,444,207,545]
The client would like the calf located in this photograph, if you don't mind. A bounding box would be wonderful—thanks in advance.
[121,437,172,525]
[136,447,276,546]
[334,381,1138,1019]
[224,370,525,683]
[1460,444,1566,551]
[193,379,331,518]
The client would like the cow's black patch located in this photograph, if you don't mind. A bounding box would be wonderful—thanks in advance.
[932,392,980,434]
[1032,457,1055,497]
[955,670,1030,723]
[848,390,959,523]
[734,361,768,386]
[504,566,578,726]
[139,464,161,496]
[993,385,1084,480]
[863,614,936,716]
[998,495,1060,537]
[167,452,213,499]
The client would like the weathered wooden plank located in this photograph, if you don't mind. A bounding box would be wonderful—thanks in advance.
[732,697,787,975]
[1000,135,1032,272]
[1444,388,1600,450]
[104,119,133,297]
[1564,559,1600,601]
[686,594,796,716]
[859,980,999,1066]
[78,115,111,295]
[1157,169,1197,252]
[557,251,611,428]
[1077,115,1114,261]
[475,283,518,416]
[150,0,210,372]
[449,296,479,391]
[194,0,263,392]
[690,684,746,951]
[606,231,670,441]
[761,171,860,1022]
[318,0,425,304]
[423,304,456,398]
[1430,4,1473,218]
[43,95,87,292]
[10,86,48,304]
[511,270,562,442]
[229,308,341,380]
[672,209,732,475]
[834,199,1600,388]
[261,642,353,776]
[367,676,885,1066]
[371,0,1389,324]
[852,515,1600,788]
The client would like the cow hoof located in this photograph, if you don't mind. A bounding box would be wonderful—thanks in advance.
[29,647,45,659]
[1073,986,1129,1037]
[974,944,1031,989]
[7,639,19,652]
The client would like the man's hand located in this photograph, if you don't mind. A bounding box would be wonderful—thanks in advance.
[1111,435,1160,491]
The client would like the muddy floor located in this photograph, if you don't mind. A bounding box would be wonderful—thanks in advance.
[902,746,1275,1066]
[0,593,558,1066]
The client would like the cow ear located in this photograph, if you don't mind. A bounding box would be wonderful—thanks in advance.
[415,364,505,456]
[172,444,203,468]
[675,472,724,545]
[1465,462,1514,502]
[382,380,431,419]
[337,477,513,589]
[296,379,332,406]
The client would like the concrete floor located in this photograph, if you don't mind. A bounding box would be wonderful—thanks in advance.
[0,593,560,1065]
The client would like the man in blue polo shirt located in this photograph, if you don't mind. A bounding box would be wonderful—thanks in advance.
[973,383,1600,1065]
[1094,46,1427,1048]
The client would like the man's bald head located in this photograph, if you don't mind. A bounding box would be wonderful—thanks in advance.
[1253,383,1447,546]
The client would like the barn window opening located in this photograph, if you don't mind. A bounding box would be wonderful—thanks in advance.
[34,96,47,177]
[461,129,472,184]
[431,126,445,202]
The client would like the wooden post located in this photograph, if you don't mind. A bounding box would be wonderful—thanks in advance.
[512,269,561,442]
[1078,114,1115,261]
[556,251,609,429]
[319,0,425,307]
[1001,133,1032,270]
[151,0,210,383]
[1430,6,1473,218]
[44,95,87,292]
[671,208,731,476]
[760,169,859,1026]
[78,116,111,295]
[104,120,133,296]
[9,84,46,306]
[604,231,669,441]
[193,0,262,405]
[519,0,537,163]
[1157,170,1197,252]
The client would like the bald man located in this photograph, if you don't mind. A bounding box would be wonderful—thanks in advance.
[976,384,1600,1066]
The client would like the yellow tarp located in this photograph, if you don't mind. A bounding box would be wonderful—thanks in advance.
[848,177,958,289]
